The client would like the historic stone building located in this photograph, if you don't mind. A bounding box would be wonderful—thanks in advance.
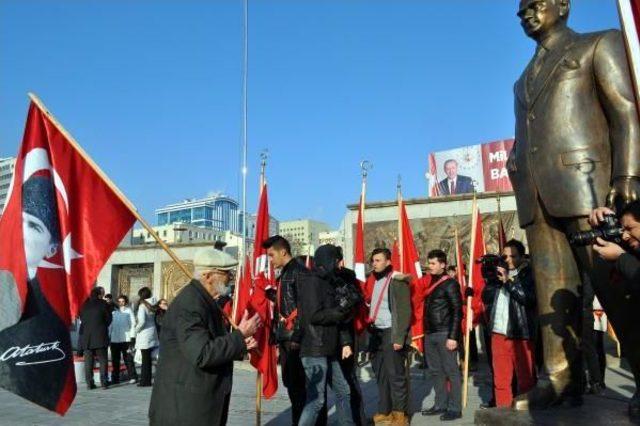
[340,191,523,268]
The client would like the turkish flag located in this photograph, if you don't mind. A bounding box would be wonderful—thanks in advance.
[0,100,136,414]
[427,153,441,197]
[233,255,252,324]
[455,230,467,291]
[467,202,487,329]
[247,183,277,399]
[354,273,373,336]
[393,199,426,353]
[354,195,366,282]
[352,192,370,335]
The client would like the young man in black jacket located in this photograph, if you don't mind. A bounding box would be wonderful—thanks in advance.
[421,249,462,421]
[262,235,323,425]
[482,240,536,408]
[297,245,355,426]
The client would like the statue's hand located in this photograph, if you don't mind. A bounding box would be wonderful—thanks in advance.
[606,176,640,210]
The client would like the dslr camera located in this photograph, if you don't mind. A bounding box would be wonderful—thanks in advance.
[568,214,624,246]
[476,254,509,281]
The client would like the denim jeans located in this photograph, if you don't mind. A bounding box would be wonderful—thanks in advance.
[299,356,354,426]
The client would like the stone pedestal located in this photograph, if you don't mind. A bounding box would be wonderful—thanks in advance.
[474,394,633,425]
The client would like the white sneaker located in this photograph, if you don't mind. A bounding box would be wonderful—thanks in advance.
[129,379,137,384]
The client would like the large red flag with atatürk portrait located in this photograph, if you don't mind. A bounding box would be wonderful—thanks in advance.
[0,100,136,414]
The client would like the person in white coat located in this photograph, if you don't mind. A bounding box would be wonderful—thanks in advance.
[135,287,159,387]
[110,295,138,384]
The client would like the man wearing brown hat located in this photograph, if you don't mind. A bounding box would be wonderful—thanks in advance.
[149,248,262,426]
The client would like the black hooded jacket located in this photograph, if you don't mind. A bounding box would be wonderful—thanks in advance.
[297,245,355,357]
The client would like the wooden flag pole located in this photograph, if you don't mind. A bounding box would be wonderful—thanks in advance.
[27,93,194,280]
[28,92,239,329]
[461,194,478,408]
[256,373,262,426]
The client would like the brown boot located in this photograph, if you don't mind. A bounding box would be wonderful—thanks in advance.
[390,411,409,426]
[372,412,393,424]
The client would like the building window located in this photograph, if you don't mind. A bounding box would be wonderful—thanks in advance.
[157,212,168,226]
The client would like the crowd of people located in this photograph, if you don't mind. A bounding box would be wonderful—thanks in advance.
[75,202,640,425]
[77,285,168,390]
[138,221,625,426]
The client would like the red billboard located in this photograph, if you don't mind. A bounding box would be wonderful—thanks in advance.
[427,139,514,196]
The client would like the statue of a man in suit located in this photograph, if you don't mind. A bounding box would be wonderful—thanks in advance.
[508,0,640,415]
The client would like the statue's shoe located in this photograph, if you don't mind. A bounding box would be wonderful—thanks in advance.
[513,377,583,411]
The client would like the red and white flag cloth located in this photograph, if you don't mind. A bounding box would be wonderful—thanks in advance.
[354,194,366,283]
[352,189,369,335]
[232,255,252,324]
[247,182,278,399]
[427,153,441,197]
[618,0,640,103]
[466,201,487,330]
[0,100,136,414]
[454,228,467,293]
[394,197,426,352]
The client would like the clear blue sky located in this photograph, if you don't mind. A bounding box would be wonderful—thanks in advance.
[0,0,621,228]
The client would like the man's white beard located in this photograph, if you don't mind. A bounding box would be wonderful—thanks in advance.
[214,282,228,296]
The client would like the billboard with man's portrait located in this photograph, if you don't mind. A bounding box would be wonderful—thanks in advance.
[427,139,514,196]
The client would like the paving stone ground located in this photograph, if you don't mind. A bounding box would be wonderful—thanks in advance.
[0,348,635,425]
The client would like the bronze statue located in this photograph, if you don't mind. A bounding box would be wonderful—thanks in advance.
[508,0,640,414]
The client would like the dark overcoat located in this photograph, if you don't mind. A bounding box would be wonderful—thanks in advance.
[78,298,112,350]
[149,279,246,426]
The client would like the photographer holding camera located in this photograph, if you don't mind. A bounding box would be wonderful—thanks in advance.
[590,202,640,288]
[589,201,640,416]
[481,240,537,408]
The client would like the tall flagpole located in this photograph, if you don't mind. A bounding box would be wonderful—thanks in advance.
[397,175,403,263]
[241,0,249,264]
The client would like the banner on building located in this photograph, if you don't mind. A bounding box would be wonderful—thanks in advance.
[428,139,514,196]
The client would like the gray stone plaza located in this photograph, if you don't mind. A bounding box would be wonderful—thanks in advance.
[0,350,635,425]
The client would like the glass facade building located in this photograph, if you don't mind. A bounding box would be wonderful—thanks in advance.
[156,195,240,232]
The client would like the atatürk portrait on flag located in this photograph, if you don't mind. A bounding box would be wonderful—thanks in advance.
[0,168,73,411]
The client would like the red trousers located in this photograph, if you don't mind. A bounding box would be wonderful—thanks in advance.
[491,333,536,407]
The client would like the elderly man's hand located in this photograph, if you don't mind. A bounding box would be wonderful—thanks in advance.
[245,337,258,351]
[238,311,262,338]
[589,207,616,227]
[592,237,626,261]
